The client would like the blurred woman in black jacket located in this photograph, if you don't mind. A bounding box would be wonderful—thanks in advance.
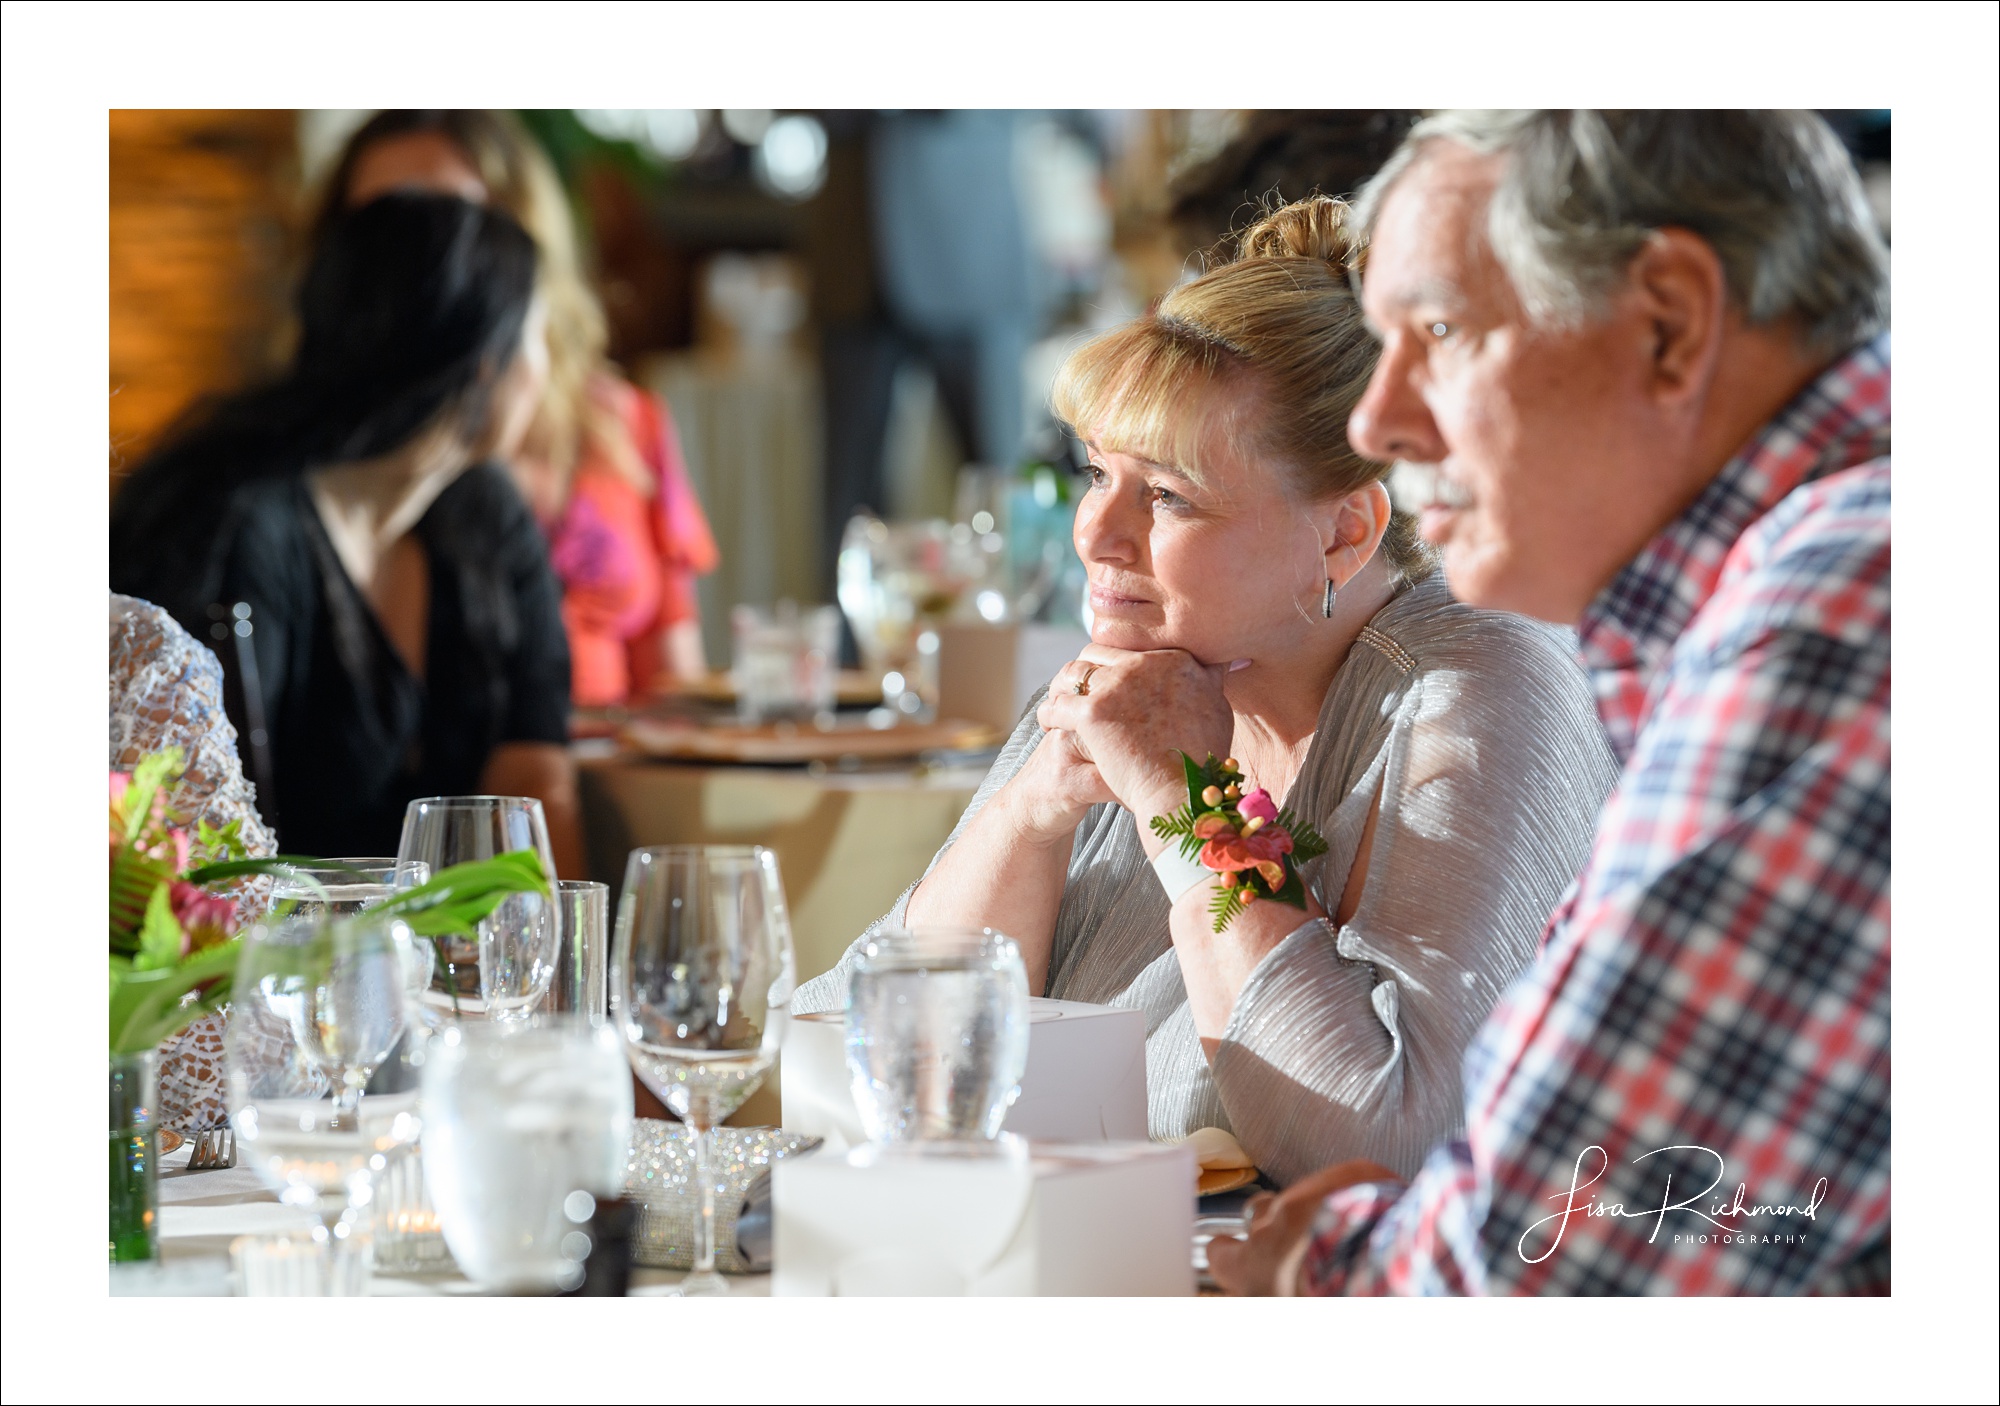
[111,193,582,870]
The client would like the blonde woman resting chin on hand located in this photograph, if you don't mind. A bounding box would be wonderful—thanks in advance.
[795,198,1617,1186]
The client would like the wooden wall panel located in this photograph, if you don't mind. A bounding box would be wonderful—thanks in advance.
[108,109,298,483]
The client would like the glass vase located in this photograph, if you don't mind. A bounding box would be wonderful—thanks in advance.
[109,1049,160,1263]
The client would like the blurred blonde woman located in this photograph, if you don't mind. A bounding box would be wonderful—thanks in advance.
[798,198,1618,1186]
[314,110,719,705]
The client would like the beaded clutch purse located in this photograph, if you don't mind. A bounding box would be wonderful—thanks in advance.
[623,1121,823,1273]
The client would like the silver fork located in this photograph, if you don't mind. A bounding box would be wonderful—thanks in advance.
[187,1127,236,1170]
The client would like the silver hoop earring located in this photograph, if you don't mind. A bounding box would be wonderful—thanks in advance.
[1323,579,1338,619]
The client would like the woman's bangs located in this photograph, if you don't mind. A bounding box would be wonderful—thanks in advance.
[1049,325,1230,485]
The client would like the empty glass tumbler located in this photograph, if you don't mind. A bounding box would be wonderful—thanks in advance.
[844,927,1030,1144]
[549,880,610,1020]
[730,602,840,724]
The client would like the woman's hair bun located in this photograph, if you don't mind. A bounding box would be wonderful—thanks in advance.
[1233,194,1360,269]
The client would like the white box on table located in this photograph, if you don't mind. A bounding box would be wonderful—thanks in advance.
[936,621,1092,734]
[773,1139,1194,1296]
[780,997,1148,1148]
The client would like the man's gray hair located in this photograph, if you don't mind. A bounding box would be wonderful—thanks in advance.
[1355,111,1889,355]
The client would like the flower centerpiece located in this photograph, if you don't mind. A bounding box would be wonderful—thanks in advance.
[107,747,553,1262]
[109,746,284,1261]
[1149,753,1329,932]
[110,749,267,1061]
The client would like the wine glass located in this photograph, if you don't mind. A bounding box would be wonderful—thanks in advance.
[397,796,559,1021]
[420,1017,633,1293]
[224,908,421,1292]
[837,515,974,721]
[613,845,796,1296]
[265,860,455,1275]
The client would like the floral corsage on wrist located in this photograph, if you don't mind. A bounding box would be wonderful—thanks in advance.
[1149,753,1328,932]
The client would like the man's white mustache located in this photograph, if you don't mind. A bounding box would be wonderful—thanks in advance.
[1392,461,1475,509]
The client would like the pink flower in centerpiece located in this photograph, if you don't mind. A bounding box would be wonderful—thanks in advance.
[1237,788,1279,825]
[169,881,237,953]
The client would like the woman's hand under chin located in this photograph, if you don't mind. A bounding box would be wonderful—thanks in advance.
[1035,644,1238,836]
[999,722,1118,847]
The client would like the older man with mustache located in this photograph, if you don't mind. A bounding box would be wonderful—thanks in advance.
[1210,110,1890,1296]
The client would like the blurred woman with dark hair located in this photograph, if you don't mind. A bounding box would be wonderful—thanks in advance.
[110,193,582,871]
[313,109,720,706]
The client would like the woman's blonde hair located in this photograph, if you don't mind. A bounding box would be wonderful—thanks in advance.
[1051,195,1431,581]
[315,111,645,489]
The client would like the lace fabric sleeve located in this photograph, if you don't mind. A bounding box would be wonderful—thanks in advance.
[110,594,322,1129]
[110,595,279,879]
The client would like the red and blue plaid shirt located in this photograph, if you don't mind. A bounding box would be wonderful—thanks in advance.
[1303,335,1892,1296]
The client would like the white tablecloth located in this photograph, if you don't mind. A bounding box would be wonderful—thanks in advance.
[129,1143,770,1297]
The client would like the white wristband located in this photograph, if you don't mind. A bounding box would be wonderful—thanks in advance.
[1150,844,1216,905]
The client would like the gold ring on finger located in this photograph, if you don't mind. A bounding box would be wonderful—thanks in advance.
[1073,663,1100,696]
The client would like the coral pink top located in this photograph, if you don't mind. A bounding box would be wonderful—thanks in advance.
[545,377,719,706]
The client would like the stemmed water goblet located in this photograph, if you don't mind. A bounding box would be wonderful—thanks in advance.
[613,845,796,1296]
[224,907,421,1292]
[266,859,431,1094]
[380,799,559,1271]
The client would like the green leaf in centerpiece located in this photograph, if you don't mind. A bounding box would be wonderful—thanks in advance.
[110,845,175,952]
[180,854,364,887]
[368,850,552,939]
[192,815,247,870]
[133,884,186,971]
[109,938,240,1055]
[118,747,183,848]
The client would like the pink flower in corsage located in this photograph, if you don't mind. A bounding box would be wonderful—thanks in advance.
[1236,788,1279,825]
[1150,754,1329,933]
